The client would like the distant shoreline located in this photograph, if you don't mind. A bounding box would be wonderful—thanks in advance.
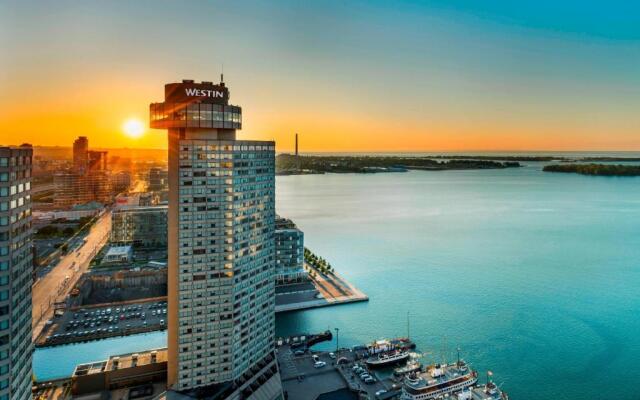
[543,163,640,177]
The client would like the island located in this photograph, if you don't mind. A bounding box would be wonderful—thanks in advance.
[276,154,520,175]
[543,163,640,176]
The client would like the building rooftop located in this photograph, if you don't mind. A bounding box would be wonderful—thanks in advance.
[104,245,133,257]
[73,347,168,377]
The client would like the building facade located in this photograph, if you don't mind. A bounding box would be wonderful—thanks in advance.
[111,205,168,248]
[148,168,169,192]
[275,216,306,285]
[110,171,132,194]
[53,170,111,208]
[0,145,33,400]
[151,79,282,399]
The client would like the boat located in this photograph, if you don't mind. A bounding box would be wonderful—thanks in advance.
[454,379,509,400]
[366,349,410,368]
[394,359,422,376]
[366,337,415,355]
[400,360,478,400]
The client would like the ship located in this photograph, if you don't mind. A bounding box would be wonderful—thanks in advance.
[400,360,478,400]
[455,379,509,400]
[366,337,415,355]
[394,359,422,376]
[366,349,411,368]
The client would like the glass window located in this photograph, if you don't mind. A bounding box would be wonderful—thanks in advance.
[0,158,7,167]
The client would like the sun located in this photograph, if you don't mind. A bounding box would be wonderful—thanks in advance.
[122,118,145,139]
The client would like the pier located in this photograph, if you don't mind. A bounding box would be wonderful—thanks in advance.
[276,265,368,313]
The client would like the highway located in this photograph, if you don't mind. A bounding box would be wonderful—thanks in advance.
[32,210,112,341]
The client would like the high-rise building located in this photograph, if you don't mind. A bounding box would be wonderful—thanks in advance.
[0,145,33,400]
[87,150,108,172]
[55,137,111,208]
[73,136,89,172]
[275,216,306,285]
[150,79,282,399]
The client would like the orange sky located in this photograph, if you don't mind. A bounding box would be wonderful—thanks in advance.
[2,2,639,152]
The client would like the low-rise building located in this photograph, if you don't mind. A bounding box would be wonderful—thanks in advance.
[103,245,133,264]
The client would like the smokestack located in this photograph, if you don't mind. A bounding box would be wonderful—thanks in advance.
[295,133,298,156]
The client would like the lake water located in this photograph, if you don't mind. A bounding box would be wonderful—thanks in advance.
[35,162,640,400]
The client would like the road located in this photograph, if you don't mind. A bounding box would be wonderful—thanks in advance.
[32,210,112,340]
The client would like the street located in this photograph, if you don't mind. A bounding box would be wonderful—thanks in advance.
[32,210,112,340]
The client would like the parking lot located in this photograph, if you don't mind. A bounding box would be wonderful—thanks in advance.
[39,299,167,346]
[277,343,399,400]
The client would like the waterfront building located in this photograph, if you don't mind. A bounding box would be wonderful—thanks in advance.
[0,145,33,400]
[150,79,282,398]
[275,216,306,285]
[111,205,168,248]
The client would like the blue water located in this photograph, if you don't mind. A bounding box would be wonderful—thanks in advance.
[33,331,167,380]
[274,164,640,400]
[34,162,640,399]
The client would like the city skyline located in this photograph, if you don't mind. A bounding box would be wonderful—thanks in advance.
[2,0,640,152]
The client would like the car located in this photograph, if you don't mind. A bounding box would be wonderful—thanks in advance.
[312,355,319,362]
[314,361,326,368]
[360,373,370,380]
[160,319,165,326]
[365,377,376,384]
[329,352,336,359]
[294,350,305,356]
[152,311,157,316]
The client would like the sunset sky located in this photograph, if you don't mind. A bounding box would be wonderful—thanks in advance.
[1,0,639,152]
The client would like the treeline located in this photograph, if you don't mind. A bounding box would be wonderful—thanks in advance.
[543,164,640,176]
[276,154,520,174]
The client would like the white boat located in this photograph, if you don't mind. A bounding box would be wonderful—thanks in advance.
[366,350,410,367]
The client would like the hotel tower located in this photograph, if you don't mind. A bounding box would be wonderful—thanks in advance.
[150,79,282,399]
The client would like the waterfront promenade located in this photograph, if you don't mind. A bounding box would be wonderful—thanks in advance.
[275,264,368,313]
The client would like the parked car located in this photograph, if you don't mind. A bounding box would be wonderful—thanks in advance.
[314,361,326,368]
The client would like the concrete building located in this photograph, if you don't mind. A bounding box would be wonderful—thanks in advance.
[0,145,33,400]
[150,78,282,399]
[111,205,168,248]
[275,216,306,285]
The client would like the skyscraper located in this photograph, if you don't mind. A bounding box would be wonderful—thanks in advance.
[55,137,111,208]
[0,145,33,400]
[73,136,89,172]
[150,79,282,399]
